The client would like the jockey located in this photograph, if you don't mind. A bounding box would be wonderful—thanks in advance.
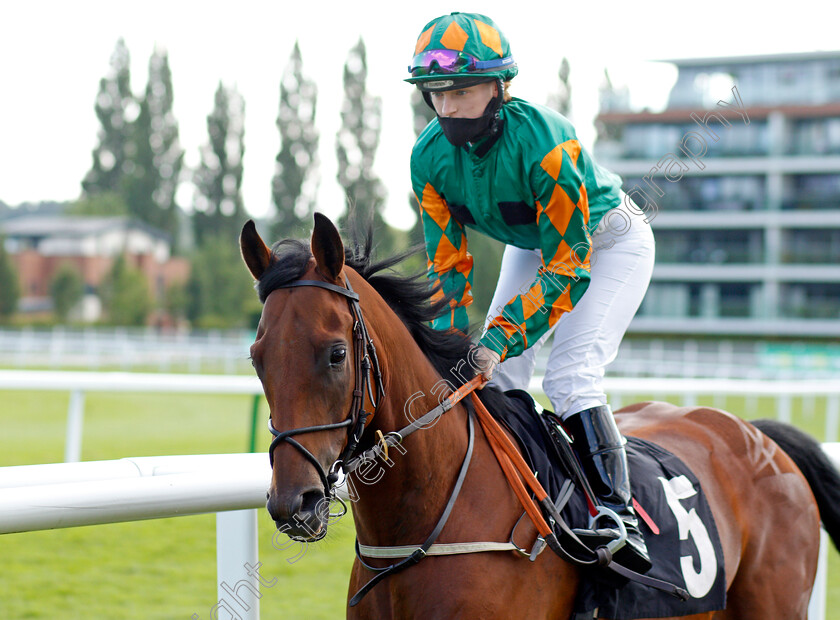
[407,12,655,573]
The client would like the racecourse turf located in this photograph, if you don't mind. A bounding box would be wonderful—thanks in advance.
[0,388,837,618]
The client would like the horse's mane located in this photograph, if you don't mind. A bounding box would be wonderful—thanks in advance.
[255,233,481,388]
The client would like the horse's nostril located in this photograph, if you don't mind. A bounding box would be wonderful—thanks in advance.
[300,489,326,516]
[266,491,301,523]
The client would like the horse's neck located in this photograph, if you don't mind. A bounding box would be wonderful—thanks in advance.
[348,282,473,545]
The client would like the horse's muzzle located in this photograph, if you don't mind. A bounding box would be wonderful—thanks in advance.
[266,486,328,540]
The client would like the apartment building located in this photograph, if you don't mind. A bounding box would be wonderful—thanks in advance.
[594,51,840,338]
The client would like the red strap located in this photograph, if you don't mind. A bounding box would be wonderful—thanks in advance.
[633,498,660,535]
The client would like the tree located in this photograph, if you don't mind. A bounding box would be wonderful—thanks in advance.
[82,42,184,250]
[271,41,319,241]
[163,281,189,326]
[66,191,129,216]
[0,236,19,322]
[82,38,136,197]
[336,38,394,255]
[185,235,254,328]
[50,263,85,322]
[123,48,184,247]
[596,68,628,143]
[193,82,246,247]
[100,254,152,326]
[547,57,572,118]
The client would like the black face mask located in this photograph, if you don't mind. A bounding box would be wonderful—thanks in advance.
[437,86,503,148]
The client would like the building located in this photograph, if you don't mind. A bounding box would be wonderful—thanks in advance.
[594,51,840,338]
[0,215,189,323]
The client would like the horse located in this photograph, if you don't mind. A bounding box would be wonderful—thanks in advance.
[241,213,840,619]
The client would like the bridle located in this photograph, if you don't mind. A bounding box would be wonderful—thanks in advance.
[266,276,385,516]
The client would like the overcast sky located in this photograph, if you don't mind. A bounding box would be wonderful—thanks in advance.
[2,0,837,231]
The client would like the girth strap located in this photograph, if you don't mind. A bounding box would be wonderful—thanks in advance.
[349,407,476,607]
[358,540,525,558]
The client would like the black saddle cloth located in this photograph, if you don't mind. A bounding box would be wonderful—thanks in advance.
[493,389,727,619]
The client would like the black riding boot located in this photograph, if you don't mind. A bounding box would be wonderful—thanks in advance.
[563,405,652,574]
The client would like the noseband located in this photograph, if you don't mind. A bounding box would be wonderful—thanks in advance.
[266,276,385,505]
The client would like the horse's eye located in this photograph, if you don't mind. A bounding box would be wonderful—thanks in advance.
[330,346,347,366]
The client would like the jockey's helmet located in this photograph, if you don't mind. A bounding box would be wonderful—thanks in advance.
[405,12,518,92]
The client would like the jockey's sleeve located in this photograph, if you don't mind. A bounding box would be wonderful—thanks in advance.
[414,180,473,334]
[480,139,592,361]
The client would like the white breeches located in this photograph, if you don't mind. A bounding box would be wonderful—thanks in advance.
[484,199,655,418]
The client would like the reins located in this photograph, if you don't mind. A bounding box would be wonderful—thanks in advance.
[267,275,687,603]
[343,375,483,473]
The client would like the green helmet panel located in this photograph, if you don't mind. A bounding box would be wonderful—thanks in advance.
[406,12,518,90]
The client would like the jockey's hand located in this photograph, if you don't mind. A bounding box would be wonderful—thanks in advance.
[473,346,501,386]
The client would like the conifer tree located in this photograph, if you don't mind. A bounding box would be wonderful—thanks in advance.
[271,41,319,241]
[185,235,254,328]
[82,38,135,196]
[596,68,627,142]
[82,43,184,248]
[547,57,572,118]
[192,82,246,247]
[336,38,393,253]
[124,48,184,246]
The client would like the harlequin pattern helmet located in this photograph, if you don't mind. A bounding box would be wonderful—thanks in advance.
[406,12,518,92]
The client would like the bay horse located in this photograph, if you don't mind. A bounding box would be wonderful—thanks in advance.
[241,213,840,619]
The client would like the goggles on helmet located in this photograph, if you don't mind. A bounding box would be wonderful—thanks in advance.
[409,49,515,78]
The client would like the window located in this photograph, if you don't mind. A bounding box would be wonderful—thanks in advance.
[782,229,840,263]
[780,283,840,318]
[655,229,763,263]
[784,174,840,209]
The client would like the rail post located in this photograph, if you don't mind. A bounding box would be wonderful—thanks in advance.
[216,509,260,620]
[64,389,85,463]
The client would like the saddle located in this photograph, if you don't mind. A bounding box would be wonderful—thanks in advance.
[494,389,727,619]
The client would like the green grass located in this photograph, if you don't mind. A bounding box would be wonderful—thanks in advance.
[0,511,358,619]
[0,389,356,619]
[1,388,839,617]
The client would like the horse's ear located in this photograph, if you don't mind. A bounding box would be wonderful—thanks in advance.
[240,220,274,281]
[311,212,345,282]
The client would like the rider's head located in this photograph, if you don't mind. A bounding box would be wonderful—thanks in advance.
[405,12,517,94]
[406,13,517,145]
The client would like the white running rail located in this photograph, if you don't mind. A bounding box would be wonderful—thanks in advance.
[1,370,839,617]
